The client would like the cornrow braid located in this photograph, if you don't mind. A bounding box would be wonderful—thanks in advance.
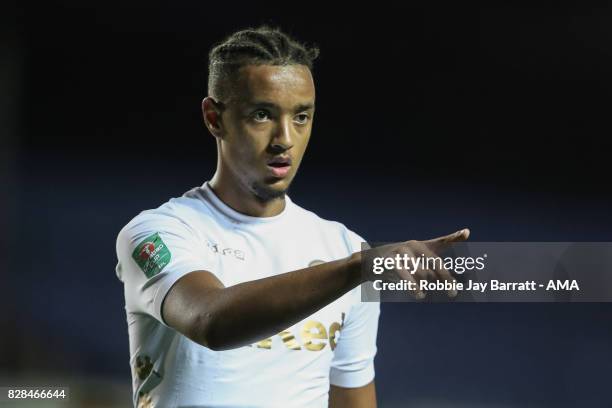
[207,26,319,101]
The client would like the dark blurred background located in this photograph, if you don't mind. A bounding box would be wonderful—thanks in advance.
[2,1,612,407]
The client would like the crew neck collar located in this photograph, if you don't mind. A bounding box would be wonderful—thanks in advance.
[201,181,292,225]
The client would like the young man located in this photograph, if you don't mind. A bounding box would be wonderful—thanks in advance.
[116,26,468,408]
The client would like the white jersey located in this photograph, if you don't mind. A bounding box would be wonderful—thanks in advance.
[115,182,380,408]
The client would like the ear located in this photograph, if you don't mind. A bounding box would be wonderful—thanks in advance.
[202,97,225,139]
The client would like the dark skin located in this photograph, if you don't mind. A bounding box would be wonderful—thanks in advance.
[162,64,470,407]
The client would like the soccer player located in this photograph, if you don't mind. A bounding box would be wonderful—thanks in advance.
[116,26,469,408]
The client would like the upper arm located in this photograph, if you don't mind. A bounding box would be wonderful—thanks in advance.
[329,228,380,388]
[115,213,219,327]
[328,228,379,407]
[329,297,380,387]
[161,270,225,345]
[329,381,376,408]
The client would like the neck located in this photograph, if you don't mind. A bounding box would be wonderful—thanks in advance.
[209,168,286,218]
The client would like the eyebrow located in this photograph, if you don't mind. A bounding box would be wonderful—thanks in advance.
[247,101,315,113]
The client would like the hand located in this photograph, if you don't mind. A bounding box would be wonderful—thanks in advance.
[365,228,471,299]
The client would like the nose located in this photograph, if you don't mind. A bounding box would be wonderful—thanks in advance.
[270,116,294,153]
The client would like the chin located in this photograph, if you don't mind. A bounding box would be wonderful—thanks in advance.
[251,178,291,201]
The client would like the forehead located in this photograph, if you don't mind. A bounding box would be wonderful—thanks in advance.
[232,64,315,107]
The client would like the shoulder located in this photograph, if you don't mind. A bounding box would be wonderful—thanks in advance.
[116,187,214,247]
[288,199,367,253]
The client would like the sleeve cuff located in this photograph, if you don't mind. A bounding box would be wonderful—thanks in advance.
[329,363,375,388]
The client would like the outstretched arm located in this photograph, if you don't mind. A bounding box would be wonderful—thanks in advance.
[162,229,470,350]
[163,254,361,350]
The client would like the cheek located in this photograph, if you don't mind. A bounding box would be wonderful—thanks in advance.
[295,131,312,155]
[228,141,256,166]
[226,127,268,164]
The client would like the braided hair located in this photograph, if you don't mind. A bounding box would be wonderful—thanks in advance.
[208,26,319,101]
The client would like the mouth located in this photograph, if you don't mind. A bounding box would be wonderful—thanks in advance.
[266,156,292,178]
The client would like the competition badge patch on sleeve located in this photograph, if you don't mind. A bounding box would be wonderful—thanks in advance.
[132,233,172,278]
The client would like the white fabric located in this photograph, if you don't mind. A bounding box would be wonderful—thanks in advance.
[116,182,380,407]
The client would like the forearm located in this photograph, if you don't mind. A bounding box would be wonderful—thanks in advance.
[200,253,363,350]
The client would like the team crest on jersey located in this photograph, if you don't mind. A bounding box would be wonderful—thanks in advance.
[137,392,153,408]
[132,233,172,278]
[135,355,153,380]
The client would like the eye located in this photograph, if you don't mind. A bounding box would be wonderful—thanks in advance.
[252,110,270,123]
[295,113,310,125]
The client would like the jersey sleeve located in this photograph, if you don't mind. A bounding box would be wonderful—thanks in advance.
[329,230,381,388]
[115,212,218,326]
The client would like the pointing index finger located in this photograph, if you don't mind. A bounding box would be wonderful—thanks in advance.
[424,228,470,251]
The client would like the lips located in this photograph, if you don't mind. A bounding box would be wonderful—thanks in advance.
[266,156,292,178]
